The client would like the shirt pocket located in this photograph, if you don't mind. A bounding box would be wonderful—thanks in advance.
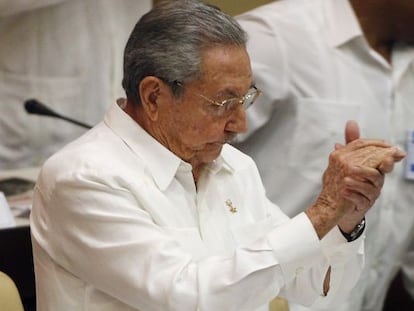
[287,97,361,181]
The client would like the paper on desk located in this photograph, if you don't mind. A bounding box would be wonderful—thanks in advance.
[0,191,16,228]
[0,168,38,226]
[0,176,35,219]
[8,190,33,218]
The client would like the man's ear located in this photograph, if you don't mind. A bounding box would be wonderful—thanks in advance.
[139,76,165,121]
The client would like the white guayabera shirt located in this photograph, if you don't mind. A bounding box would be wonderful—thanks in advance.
[31,102,364,311]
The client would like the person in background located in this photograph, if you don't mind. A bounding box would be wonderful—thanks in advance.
[234,0,414,310]
[0,0,151,169]
[29,1,406,310]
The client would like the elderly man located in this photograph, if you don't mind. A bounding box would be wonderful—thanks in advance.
[30,1,404,310]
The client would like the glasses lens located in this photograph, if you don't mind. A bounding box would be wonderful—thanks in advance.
[243,89,259,109]
[220,89,259,113]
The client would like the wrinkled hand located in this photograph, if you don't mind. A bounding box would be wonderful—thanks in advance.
[318,139,400,211]
[306,121,406,238]
[332,121,405,232]
[321,139,405,232]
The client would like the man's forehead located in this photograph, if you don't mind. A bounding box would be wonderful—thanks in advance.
[198,46,252,84]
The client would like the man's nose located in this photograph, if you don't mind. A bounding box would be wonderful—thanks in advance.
[225,105,247,133]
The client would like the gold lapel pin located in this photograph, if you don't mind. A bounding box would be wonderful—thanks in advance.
[225,199,238,213]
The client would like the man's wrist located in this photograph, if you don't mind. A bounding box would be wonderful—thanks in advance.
[339,217,366,242]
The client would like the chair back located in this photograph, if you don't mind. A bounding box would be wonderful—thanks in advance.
[0,271,25,311]
[269,296,289,311]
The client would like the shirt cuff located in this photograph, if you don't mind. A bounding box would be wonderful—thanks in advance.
[266,212,322,283]
[321,226,365,265]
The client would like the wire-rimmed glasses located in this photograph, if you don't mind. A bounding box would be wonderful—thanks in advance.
[174,80,261,116]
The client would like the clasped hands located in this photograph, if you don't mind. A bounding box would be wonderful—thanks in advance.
[306,121,406,238]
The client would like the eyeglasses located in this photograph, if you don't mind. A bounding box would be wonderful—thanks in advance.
[174,80,261,116]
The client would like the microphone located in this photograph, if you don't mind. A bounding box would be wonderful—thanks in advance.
[24,99,92,129]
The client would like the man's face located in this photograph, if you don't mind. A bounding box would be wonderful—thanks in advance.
[159,45,253,167]
[388,0,414,43]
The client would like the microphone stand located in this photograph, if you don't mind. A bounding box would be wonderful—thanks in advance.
[24,99,92,129]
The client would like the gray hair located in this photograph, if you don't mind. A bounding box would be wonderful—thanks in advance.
[122,0,247,105]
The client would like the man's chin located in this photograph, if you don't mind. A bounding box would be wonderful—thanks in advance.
[200,144,224,162]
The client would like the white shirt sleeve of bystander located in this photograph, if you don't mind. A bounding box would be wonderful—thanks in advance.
[0,0,69,16]
[402,245,414,299]
[235,12,290,141]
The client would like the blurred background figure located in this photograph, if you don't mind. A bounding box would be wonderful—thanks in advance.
[154,0,272,16]
[234,0,414,310]
[0,0,151,169]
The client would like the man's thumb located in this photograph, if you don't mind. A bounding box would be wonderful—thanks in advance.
[345,120,360,144]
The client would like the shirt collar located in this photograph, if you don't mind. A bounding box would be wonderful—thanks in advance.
[325,0,414,71]
[103,102,235,190]
[392,44,414,86]
[205,145,235,176]
[324,0,363,48]
[104,102,181,190]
